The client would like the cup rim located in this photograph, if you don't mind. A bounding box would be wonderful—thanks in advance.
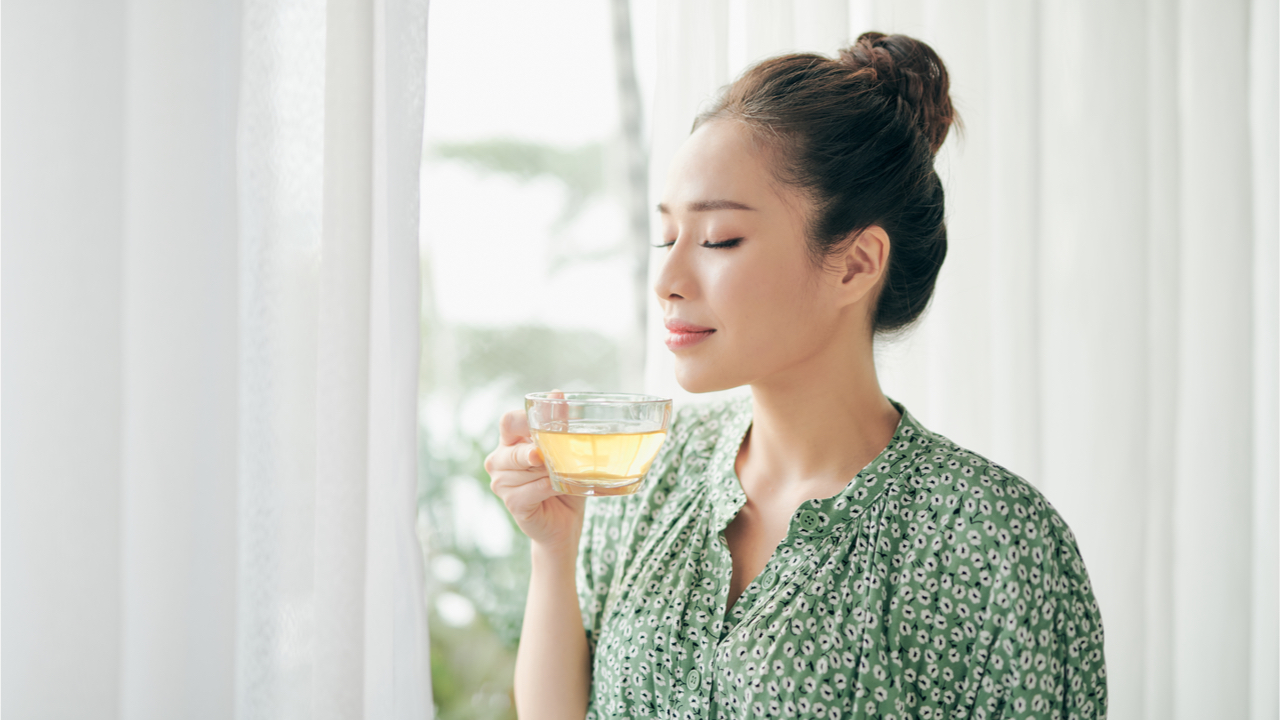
[525,391,671,406]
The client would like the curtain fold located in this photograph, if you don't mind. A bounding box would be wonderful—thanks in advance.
[2,0,432,717]
[237,0,432,717]
[1168,2,1256,717]
[120,2,242,718]
[643,2,1279,719]
[363,0,432,715]
[1249,3,1280,715]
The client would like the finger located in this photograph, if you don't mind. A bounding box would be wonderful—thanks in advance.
[484,440,543,478]
[499,409,530,446]
[502,475,561,515]
[497,441,543,471]
[488,464,550,493]
[550,388,567,424]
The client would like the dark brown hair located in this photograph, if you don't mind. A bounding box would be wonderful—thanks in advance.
[693,31,960,337]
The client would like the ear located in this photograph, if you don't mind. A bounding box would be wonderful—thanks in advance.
[834,225,890,307]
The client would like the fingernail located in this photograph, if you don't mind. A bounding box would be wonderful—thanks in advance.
[529,448,543,466]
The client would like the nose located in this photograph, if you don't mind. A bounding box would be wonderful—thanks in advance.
[652,237,693,304]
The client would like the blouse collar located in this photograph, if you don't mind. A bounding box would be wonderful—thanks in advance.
[708,394,932,534]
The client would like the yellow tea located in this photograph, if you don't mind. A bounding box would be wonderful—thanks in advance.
[533,426,667,496]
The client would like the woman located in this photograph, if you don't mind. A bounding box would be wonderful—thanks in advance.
[486,32,1107,720]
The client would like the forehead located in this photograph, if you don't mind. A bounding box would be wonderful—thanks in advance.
[660,120,805,219]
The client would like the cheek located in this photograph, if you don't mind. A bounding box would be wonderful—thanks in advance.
[709,254,824,340]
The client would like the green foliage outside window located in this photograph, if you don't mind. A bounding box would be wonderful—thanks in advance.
[420,139,624,719]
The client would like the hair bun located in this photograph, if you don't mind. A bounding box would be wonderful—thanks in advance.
[839,32,958,154]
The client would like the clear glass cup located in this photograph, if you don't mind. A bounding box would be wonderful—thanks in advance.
[525,391,673,497]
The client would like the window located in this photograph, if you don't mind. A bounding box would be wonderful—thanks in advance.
[418,0,652,714]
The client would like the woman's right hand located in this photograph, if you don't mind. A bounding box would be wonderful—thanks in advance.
[485,409,586,553]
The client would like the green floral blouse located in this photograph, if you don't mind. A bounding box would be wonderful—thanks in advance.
[576,395,1107,719]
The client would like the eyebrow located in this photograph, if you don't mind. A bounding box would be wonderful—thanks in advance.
[656,199,757,214]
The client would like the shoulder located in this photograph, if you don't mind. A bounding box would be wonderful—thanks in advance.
[894,424,1108,713]
[887,421,1104,644]
[894,422,1083,552]
[876,412,1102,614]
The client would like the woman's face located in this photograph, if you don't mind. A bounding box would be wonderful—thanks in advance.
[654,119,869,393]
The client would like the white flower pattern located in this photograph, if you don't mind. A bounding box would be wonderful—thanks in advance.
[578,395,1107,719]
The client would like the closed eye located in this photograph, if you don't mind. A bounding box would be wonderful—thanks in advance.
[703,238,743,249]
[651,238,743,249]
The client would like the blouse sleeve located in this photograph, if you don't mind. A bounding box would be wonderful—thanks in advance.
[959,500,1108,720]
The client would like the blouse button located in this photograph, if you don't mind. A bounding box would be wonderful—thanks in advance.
[798,509,820,531]
[686,669,701,689]
[760,571,777,590]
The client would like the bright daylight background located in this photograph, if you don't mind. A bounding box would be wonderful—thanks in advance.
[3,0,1277,719]
[417,1,652,713]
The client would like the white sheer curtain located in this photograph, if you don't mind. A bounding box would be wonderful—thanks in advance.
[642,1,1279,719]
[2,1,432,718]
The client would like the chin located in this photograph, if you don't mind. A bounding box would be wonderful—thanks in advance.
[673,360,746,394]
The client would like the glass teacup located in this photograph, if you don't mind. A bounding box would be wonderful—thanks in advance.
[525,392,673,497]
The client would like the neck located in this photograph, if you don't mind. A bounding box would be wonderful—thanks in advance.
[741,334,901,490]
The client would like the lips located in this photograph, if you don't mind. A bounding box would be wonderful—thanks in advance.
[664,319,715,350]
